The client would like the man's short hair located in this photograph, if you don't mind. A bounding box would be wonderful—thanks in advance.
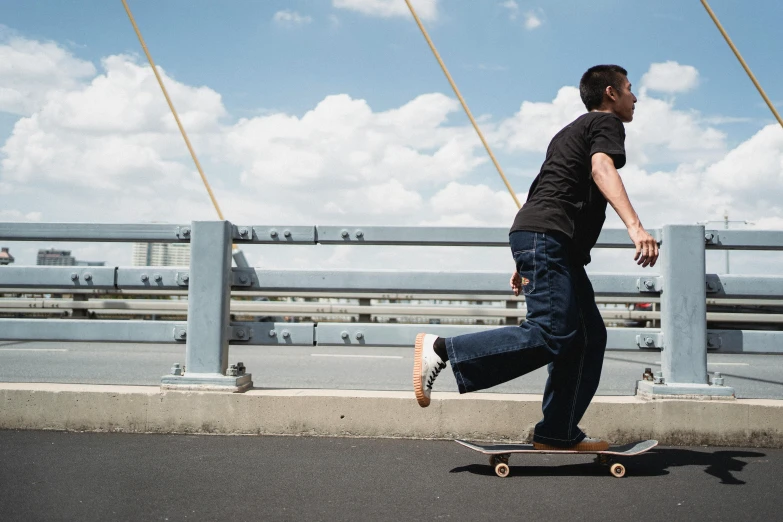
[580,65,628,111]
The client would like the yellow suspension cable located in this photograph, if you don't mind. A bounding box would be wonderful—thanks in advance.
[701,0,783,131]
[121,0,226,220]
[404,0,521,209]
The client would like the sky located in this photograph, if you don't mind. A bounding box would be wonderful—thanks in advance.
[1,0,782,276]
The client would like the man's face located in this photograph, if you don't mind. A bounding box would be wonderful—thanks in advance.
[612,76,637,123]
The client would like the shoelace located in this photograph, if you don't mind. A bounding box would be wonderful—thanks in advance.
[426,361,447,390]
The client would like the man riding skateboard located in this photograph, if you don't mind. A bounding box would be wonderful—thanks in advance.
[413,65,659,451]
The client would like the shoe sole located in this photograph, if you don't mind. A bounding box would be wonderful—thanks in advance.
[413,333,430,407]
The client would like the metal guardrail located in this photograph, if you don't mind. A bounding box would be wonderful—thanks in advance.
[2,221,783,393]
[3,297,781,325]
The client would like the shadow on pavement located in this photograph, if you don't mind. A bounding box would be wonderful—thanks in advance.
[450,448,766,484]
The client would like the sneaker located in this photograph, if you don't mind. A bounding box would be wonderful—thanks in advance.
[413,333,446,407]
[533,437,610,452]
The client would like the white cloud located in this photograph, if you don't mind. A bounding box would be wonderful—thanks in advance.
[625,93,725,165]
[1,55,226,193]
[223,92,485,193]
[524,11,543,30]
[501,3,543,30]
[501,1,519,20]
[0,36,96,115]
[0,210,42,221]
[273,10,313,27]
[707,124,783,205]
[499,86,585,153]
[641,61,700,93]
[332,0,439,21]
[427,182,520,226]
[498,84,726,166]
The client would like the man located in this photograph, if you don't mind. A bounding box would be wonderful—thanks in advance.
[413,65,658,451]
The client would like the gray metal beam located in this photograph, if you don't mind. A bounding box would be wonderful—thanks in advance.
[0,319,185,342]
[316,226,510,246]
[115,268,187,291]
[314,323,658,350]
[248,270,653,297]
[4,222,783,251]
[707,329,783,354]
[707,274,783,298]
[0,267,117,290]
[246,226,316,244]
[314,226,644,248]
[705,229,783,251]
[0,267,186,291]
[229,322,315,346]
[0,222,189,242]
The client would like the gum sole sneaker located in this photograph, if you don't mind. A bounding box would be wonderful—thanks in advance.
[413,333,446,407]
[533,437,610,452]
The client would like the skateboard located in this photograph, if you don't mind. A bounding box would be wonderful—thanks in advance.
[455,439,658,478]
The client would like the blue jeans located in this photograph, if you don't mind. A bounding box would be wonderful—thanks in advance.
[445,230,607,447]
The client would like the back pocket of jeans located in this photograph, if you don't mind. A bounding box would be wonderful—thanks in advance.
[513,250,536,295]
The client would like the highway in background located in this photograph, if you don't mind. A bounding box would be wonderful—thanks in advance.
[1,341,781,398]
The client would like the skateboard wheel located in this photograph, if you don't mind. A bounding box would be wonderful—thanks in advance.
[610,463,626,478]
[494,462,510,478]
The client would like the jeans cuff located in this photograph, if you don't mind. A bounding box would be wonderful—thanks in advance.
[445,337,471,394]
[532,430,586,447]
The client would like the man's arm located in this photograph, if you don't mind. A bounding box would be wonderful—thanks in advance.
[591,152,659,267]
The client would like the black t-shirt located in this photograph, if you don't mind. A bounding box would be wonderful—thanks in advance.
[510,111,626,265]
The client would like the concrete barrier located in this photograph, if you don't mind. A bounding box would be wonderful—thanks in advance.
[1,383,782,447]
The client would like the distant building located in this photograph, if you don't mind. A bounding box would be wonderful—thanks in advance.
[132,242,191,267]
[35,249,104,266]
[0,247,14,265]
[37,248,76,266]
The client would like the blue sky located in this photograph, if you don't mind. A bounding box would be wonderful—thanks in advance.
[1,0,782,272]
[1,0,780,137]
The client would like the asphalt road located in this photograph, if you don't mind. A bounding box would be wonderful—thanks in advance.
[0,431,779,522]
[1,341,782,399]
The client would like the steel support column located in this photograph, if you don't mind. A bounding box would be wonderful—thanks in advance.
[638,225,734,399]
[161,221,252,392]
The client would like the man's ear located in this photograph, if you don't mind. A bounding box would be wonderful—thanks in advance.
[605,85,617,102]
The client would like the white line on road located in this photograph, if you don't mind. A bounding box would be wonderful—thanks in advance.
[311,354,403,360]
[0,348,69,352]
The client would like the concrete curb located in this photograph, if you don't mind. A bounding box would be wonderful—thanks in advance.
[2,383,782,447]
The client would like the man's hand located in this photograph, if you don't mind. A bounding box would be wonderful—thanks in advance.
[510,272,522,296]
[628,224,659,267]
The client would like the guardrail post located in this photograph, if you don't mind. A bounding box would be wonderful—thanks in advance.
[71,293,89,319]
[504,300,518,325]
[637,224,734,399]
[161,221,253,392]
[358,297,372,323]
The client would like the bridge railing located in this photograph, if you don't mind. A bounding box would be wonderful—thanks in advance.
[2,221,783,394]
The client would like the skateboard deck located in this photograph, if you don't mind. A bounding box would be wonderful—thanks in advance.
[455,439,658,478]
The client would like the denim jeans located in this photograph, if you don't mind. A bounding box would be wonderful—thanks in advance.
[445,230,607,447]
